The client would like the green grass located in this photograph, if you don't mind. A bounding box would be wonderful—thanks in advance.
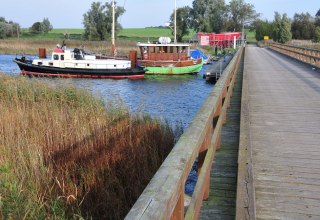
[245,28,256,43]
[49,29,84,34]
[118,28,196,42]
[20,29,83,40]
[18,28,197,42]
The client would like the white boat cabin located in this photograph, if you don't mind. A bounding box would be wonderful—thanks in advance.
[32,48,131,69]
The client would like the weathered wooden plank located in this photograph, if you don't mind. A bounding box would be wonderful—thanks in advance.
[239,45,320,220]
[255,186,320,200]
[255,192,320,207]
[235,46,256,220]
[257,210,320,220]
[199,50,243,220]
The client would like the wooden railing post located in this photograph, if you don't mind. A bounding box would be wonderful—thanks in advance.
[171,188,184,220]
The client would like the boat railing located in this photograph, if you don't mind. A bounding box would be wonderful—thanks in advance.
[125,46,244,220]
[269,43,320,68]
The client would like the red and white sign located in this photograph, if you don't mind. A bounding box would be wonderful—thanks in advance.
[200,36,210,46]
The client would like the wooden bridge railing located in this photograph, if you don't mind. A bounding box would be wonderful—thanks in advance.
[270,43,320,68]
[125,46,244,220]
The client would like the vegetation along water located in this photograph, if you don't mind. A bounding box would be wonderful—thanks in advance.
[0,72,182,219]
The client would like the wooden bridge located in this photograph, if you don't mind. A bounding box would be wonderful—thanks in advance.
[126,43,320,219]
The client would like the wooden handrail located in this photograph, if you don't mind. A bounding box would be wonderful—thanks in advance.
[270,43,320,68]
[125,46,244,220]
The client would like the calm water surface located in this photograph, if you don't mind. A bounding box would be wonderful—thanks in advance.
[0,54,214,129]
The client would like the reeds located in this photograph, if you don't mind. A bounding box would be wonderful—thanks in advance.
[0,39,137,56]
[0,74,176,219]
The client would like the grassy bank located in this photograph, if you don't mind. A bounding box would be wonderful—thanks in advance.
[1,27,197,55]
[0,38,137,56]
[0,74,176,219]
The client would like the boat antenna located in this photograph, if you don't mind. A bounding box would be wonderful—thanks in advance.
[111,0,116,56]
[174,0,177,43]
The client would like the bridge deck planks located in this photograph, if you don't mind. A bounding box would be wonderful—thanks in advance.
[244,45,320,219]
[199,55,243,220]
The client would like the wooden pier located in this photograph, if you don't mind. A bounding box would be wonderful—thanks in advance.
[126,43,320,220]
[199,50,243,220]
[237,45,320,219]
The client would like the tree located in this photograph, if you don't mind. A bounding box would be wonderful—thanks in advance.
[207,0,227,33]
[315,9,320,27]
[0,17,20,38]
[254,19,273,41]
[41,18,53,34]
[83,1,125,41]
[191,0,227,33]
[291,13,315,40]
[29,22,42,34]
[272,12,292,44]
[170,6,192,42]
[29,18,52,34]
[0,23,11,39]
[314,26,320,42]
[227,0,259,32]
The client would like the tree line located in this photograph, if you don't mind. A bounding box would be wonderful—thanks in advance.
[0,17,53,39]
[255,9,320,43]
[0,17,20,38]
[82,0,259,42]
[169,0,259,42]
[1,0,320,44]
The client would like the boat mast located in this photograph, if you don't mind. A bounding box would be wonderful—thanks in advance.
[111,0,116,56]
[174,0,177,43]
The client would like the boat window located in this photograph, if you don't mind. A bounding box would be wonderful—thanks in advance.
[170,47,174,53]
[61,55,64,60]
[143,47,148,54]
[53,54,59,60]
[163,47,168,53]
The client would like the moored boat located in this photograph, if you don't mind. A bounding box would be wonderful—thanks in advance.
[13,48,145,79]
[191,49,212,65]
[137,38,203,75]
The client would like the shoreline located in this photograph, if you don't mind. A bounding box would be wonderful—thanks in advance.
[0,38,137,56]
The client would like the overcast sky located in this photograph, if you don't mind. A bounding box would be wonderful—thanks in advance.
[1,0,318,28]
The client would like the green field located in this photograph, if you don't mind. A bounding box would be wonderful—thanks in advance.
[19,27,197,41]
[245,29,256,43]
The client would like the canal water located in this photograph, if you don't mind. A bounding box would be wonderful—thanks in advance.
[1,54,216,195]
[0,54,214,129]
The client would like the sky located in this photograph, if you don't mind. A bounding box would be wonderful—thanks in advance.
[1,0,318,29]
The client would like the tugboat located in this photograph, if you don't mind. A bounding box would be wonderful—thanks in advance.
[13,47,145,79]
[14,0,145,79]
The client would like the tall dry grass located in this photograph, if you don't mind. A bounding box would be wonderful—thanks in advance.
[0,74,176,219]
[0,39,137,56]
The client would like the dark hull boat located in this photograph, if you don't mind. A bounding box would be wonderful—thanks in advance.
[13,58,145,79]
[13,47,145,79]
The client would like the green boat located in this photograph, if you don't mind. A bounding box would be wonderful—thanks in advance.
[137,39,203,75]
